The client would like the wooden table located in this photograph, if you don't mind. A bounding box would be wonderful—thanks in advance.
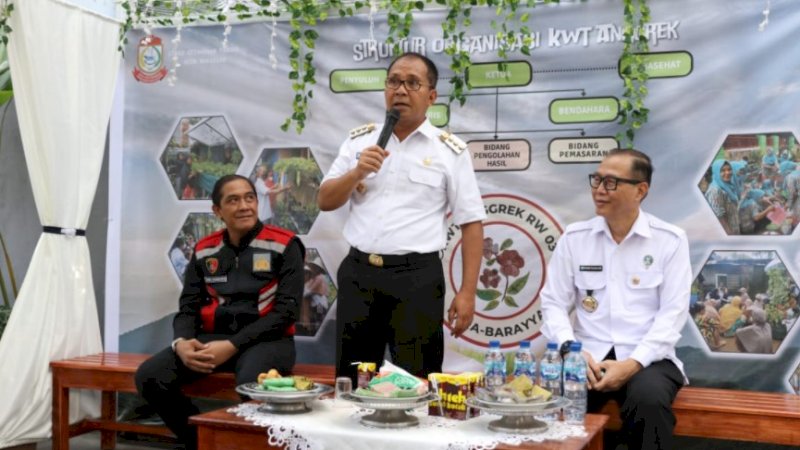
[191,405,607,450]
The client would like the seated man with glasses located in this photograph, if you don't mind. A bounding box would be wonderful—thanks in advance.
[541,148,690,450]
[318,52,485,385]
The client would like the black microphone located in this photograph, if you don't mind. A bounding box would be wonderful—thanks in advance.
[376,108,400,149]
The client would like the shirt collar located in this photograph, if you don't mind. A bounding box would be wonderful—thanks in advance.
[223,220,264,252]
[590,209,652,241]
[413,119,438,142]
[629,210,652,239]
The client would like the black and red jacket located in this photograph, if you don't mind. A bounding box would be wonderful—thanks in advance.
[173,221,305,349]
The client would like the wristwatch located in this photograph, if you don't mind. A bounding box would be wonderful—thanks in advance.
[559,340,574,359]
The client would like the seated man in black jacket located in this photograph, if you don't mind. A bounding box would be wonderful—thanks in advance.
[135,174,305,450]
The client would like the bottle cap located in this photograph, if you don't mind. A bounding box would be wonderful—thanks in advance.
[352,361,376,372]
[519,341,531,348]
[569,341,582,352]
[357,362,376,372]
[489,340,501,347]
[546,342,558,350]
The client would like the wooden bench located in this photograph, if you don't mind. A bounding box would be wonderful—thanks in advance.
[599,386,800,446]
[52,354,800,448]
[50,352,335,450]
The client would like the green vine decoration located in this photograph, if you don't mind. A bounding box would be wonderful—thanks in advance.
[440,0,471,107]
[282,0,322,132]
[375,0,556,108]
[385,0,421,52]
[0,0,650,138]
[618,0,651,146]
[0,1,11,46]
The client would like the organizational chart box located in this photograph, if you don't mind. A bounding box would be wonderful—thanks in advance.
[548,137,618,164]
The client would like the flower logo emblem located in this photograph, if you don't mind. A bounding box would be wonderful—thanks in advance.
[478,237,530,311]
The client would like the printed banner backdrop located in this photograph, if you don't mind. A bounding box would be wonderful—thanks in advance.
[120,0,800,392]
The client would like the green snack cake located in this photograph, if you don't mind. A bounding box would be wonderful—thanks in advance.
[261,377,295,389]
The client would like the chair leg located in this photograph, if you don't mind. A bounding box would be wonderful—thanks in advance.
[51,372,70,450]
[100,391,117,450]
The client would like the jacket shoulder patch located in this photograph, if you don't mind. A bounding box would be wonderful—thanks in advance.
[349,123,377,140]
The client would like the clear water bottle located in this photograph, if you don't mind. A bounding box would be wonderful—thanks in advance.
[484,340,506,388]
[513,341,536,380]
[539,341,563,422]
[562,341,588,424]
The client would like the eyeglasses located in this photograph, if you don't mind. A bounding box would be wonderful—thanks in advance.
[385,77,429,91]
[588,173,644,191]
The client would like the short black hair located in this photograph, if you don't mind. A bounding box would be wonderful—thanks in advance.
[387,52,438,89]
[211,174,256,207]
[608,148,653,185]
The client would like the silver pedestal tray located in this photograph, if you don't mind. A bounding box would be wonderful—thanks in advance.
[341,391,438,429]
[466,396,570,434]
[236,382,333,414]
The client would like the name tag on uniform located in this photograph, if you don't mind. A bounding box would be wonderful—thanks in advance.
[253,253,272,272]
[579,265,603,272]
[204,276,228,283]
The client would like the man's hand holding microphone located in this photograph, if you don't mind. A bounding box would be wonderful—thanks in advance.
[354,109,400,192]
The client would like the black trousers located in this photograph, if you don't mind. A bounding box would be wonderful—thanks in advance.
[134,334,295,450]
[336,250,444,384]
[587,357,684,450]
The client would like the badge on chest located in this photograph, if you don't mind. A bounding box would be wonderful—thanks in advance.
[581,290,599,313]
[203,257,228,283]
[253,253,272,272]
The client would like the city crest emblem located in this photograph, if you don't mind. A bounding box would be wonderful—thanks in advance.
[205,257,219,274]
[133,35,168,83]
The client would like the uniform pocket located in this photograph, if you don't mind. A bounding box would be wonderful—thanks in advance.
[408,166,445,188]
[625,271,663,313]
[626,271,663,289]
[574,272,607,291]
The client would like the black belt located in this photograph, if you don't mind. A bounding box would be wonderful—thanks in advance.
[349,247,439,268]
[43,226,86,236]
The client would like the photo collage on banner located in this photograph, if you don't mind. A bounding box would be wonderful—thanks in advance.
[119,0,800,391]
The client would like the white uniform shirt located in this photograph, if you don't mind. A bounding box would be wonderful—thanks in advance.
[540,210,691,380]
[323,119,486,255]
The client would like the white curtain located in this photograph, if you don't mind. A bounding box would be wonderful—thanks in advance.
[0,0,120,447]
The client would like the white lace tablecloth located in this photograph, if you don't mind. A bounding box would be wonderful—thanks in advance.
[229,399,587,450]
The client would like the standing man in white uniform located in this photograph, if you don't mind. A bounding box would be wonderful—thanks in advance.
[541,149,690,450]
[318,52,486,383]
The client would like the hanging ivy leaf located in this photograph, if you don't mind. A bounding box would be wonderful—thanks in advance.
[108,0,651,138]
[617,0,651,146]
[485,300,500,311]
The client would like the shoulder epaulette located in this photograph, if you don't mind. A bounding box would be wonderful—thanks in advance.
[648,216,685,239]
[564,221,592,234]
[439,131,467,155]
[349,123,377,140]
